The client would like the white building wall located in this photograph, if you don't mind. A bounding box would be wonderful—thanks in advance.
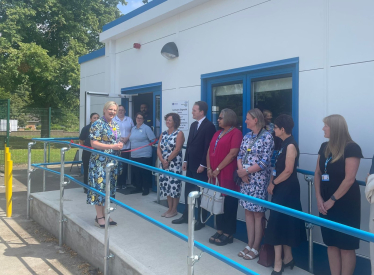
[80,0,374,257]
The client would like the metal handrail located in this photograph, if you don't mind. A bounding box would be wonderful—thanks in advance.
[296,168,366,186]
[28,138,373,275]
[30,162,259,275]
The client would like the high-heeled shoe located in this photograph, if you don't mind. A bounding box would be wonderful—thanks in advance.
[283,259,295,270]
[95,216,105,228]
[271,266,284,275]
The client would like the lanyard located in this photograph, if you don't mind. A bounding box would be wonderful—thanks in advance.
[214,127,234,152]
[242,129,265,165]
[325,156,332,174]
[274,146,285,164]
[102,116,117,142]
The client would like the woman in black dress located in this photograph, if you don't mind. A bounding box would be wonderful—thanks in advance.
[265,115,306,275]
[315,114,362,275]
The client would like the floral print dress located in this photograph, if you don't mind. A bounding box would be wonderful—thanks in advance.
[238,130,274,212]
[159,130,182,198]
[86,117,121,206]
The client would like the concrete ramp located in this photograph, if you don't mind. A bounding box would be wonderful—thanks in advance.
[30,189,311,275]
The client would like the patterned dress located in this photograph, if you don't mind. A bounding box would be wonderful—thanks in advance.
[86,117,121,206]
[159,130,183,198]
[238,130,274,212]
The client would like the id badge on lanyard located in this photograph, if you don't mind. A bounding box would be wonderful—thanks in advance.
[322,156,332,182]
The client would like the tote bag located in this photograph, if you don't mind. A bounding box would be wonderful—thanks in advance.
[200,177,224,223]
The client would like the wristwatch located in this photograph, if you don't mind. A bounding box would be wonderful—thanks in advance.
[272,179,276,186]
[245,168,250,174]
[216,167,220,172]
[330,195,337,202]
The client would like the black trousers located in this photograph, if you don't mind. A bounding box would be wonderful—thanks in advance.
[117,151,130,188]
[216,195,239,235]
[131,157,152,190]
[82,151,91,186]
[182,166,207,220]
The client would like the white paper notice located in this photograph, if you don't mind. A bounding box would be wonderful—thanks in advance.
[171,101,189,130]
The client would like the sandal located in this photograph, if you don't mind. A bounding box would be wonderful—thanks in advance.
[238,245,251,257]
[209,232,223,244]
[215,234,234,246]
[243,248,259,260]
[95,216,105,228]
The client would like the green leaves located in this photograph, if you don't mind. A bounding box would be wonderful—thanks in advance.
[0,0,126,128]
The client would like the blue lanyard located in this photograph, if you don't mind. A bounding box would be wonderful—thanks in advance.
[324,156,332,174]
[214,127,234,152]
[274,147,285,164]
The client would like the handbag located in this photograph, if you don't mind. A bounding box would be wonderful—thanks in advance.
[234,129,266,185]
[200,177,224,223]
[257,217,275,267]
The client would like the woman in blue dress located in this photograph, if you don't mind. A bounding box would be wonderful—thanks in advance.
[157,113,185,218]
[86,101,123,228]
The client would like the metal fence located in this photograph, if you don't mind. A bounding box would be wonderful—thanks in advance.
[0,98,80,171]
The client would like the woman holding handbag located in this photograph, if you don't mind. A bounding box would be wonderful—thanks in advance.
[206,108,242,246]
[237,108,274,260]
[265,115,306,275]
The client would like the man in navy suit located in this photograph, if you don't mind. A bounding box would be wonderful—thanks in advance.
[172,101,216,231]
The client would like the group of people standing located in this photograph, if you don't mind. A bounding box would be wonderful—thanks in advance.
[81,100,364,275]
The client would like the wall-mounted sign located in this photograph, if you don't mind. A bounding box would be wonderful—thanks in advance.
[171,101,189,130]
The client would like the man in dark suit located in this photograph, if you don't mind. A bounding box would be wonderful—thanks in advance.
[172,101,216,231]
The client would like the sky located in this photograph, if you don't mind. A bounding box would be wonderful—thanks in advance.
[117,0,147,15]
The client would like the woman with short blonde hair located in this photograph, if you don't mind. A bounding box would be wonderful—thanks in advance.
[315,114,363,275]
[87,101,123,228]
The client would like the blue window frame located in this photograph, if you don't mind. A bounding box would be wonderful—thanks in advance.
[201,57,299,142]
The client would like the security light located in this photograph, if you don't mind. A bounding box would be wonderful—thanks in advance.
[161,42,179,60]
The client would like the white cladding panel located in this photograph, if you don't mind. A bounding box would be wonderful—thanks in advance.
[329,0,374,66]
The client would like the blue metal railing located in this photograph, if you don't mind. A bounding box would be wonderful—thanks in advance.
[30,138,373,275]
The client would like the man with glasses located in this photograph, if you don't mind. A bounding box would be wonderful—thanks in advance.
[172,101,216,231]
[114,105,134,190]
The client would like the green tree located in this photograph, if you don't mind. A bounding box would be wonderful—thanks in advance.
[0,0,127,136]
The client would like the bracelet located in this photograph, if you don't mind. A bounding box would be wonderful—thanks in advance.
[330,195,337,202]
[245,168,250,174]
[216,167,220,171]
[272,180,276,186]
[207,168,212,171]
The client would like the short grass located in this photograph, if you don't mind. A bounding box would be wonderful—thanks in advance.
[11,148,79,165]
[1,135,79,165]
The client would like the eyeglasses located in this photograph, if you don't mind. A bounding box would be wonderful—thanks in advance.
[218,117,223,120]
[136,117,144,120]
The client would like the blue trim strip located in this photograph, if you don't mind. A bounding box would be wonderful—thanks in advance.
[31,138,372,241]
[103,0,168,32]
[78,48,105,64]
[31,162,259,275]
[121,82,162,94]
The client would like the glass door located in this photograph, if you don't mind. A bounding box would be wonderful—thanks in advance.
[211,82,243,131]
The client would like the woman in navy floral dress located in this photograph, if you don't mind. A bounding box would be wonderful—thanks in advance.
[86,101,123,228]
[157,113,185,218]
[236,108,274,260]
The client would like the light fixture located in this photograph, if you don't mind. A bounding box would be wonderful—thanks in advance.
[161,42,179,60]
[133,43,141,49]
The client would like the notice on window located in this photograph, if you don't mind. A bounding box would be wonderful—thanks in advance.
[171,101,189,130]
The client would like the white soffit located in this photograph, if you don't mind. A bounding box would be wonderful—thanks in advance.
[99,0,211,43]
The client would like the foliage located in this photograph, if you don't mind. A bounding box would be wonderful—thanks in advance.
[0,0,127,129]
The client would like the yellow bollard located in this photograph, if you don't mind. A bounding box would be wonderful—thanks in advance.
[4,146,9,184]
[6,157,12,217]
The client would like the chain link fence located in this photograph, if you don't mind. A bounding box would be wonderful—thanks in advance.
[0,99,80,171]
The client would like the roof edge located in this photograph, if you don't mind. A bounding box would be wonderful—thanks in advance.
[78,48,105,64]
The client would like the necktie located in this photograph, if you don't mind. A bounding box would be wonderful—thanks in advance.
[193,122,198,137]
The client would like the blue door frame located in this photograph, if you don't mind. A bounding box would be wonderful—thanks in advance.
[121,82,162,192]
[201,57,299,142]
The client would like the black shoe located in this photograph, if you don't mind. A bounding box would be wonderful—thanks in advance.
[194,221,205,231]
[271,266,284,275]
[172,216,188,224]
[214,234,233,246]
[130,188,142,194]
[95,216,105,228]
[209,232,223,244]
[283,259,294,270]
[142,189,149,196]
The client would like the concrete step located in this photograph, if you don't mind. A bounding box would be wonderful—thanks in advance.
[30,188,311,275]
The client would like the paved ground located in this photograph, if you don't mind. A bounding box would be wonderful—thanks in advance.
[0,165,102,275]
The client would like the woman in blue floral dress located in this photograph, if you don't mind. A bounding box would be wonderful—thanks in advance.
[157,113,185,218]
[86,101,123,228]
[236,108,274,260]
